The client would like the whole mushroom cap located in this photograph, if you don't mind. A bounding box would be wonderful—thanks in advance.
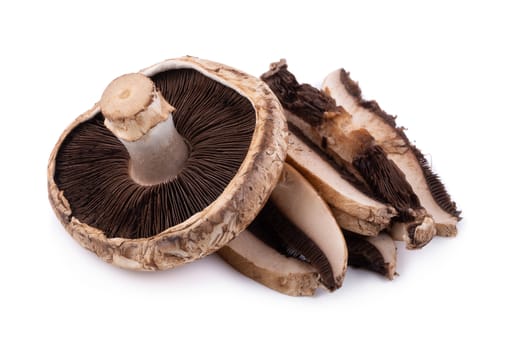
[48,56,287,271]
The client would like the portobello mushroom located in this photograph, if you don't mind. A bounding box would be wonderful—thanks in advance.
[48,57,287,270]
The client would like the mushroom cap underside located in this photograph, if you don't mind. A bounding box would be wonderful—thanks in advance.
[48,56,287,271]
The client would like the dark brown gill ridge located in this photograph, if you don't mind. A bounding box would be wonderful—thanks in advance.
[410,145,461,219]
[344,232,387,276]
[342,230,396,279]
[350,130,422,220]
[261,59,339,126]
[248,200,337,291]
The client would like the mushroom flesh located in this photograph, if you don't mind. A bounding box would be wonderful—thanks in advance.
[219,229,320,296]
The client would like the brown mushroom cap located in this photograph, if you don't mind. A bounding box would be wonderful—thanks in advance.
[48,56,287,270]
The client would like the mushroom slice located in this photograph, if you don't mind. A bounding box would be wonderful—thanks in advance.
[48,57,287,270]
[323,69,461,237]
[343,231,397,280]
[287,130,396,236]
[220,163,348,294]
[261,60,435,249]
[219,230,320,297]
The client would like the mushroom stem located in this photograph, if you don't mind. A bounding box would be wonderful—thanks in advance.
[100,73,189,185]
[122,118,189,185]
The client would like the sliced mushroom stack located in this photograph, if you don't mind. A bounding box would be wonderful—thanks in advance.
[286,129,396,236]
[219,163,399,295]
[322,69,461,237]
[219,59,459,296]
[261,60,448,249]
[48,57,287,270]
[219,163,348,296]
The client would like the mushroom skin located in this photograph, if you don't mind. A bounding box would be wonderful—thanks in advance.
[48,56,287,270]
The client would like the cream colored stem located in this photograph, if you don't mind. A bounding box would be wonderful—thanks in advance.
[100,73,189,185]
[123,118,188,185]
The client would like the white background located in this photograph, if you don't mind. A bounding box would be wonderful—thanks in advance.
[1,1,523,349]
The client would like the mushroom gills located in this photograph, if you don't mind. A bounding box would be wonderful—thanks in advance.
[261,60,435,248]
[343,231,397,280]
[248,200,336,290]
[286,127,396,236]
[322,69,461,236]
[54,68,256,239]
[49,56,288,271]
[220,163,348,294]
